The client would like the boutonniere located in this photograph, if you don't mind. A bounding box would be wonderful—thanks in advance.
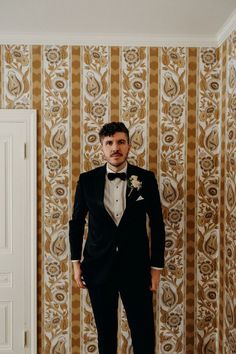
[128,175,142,197]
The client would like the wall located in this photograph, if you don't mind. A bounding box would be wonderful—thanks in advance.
[0,31,235,354]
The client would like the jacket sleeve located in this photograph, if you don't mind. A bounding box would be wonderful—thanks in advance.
[146,171,166,268]
[69,174,88,260]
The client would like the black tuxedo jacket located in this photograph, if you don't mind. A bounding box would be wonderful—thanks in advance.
[69,163,165,285]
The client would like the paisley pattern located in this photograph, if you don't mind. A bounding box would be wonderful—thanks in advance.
[225,31,236,354]
[81,46,110,171]
[121,47,148,167]
[120,46,149,352]
[2,45,31,108]
[80,46,110,354]
[42,45,71,353]
[158,47,186,353]
[197,47,221,352]
[0,33,235,353]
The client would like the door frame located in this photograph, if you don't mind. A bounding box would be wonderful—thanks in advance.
[0,109,37,353]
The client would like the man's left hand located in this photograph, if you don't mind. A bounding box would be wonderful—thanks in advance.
[150,268,161,292]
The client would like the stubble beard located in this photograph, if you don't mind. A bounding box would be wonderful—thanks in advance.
[107,153,129,170]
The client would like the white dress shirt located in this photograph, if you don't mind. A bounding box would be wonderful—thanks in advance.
[104,164,127,225]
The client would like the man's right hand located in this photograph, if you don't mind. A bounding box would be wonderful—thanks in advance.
[73,261,86,288]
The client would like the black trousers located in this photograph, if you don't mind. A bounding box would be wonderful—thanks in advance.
[87,271,155,354]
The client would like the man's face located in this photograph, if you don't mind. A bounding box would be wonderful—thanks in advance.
[101,132,130,170]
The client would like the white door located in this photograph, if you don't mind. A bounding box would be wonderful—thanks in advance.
[0,110,36,354]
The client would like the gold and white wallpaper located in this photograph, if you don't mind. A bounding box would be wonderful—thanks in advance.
[158,47,186,354]
[225,33,236,354]
[0,31,235,354]
[196,47,221,353]
[42,45,71,353]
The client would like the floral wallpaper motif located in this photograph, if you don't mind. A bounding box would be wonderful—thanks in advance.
[119,46,149,352]
[81,46,110,171]
[2,45,31,108]
[121,47,148,167]
[42,45,71,354]
[225,32,236,353]
[196,47,221,353]
[80,45,110,354]
[158,47,186,354]
[0,32,236,354]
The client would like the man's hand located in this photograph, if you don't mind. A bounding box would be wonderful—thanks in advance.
[150,268,161,292]
[73,261,86,289]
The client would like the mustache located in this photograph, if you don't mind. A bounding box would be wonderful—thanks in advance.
[111,152,122,157]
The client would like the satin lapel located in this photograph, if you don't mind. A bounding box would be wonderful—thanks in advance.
[95,164,106,207]
[97,164,118,226]
[126,163,140,208]
[118,164,139,227]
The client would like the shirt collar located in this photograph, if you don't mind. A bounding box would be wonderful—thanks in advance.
[106,162,128,174]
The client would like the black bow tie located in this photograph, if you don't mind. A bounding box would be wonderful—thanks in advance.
[107,172,127,181]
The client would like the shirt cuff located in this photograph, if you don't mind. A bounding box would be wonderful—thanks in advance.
[151,266,163,270]
[71,260,80,263]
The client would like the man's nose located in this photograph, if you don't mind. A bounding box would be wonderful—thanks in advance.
[111,143,119,150]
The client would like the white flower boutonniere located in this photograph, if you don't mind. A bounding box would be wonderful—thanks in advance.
[128,175,142,196]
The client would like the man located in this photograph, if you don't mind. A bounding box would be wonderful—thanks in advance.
[69,122,165,354]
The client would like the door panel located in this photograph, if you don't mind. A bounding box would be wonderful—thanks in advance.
[0,110,36,354]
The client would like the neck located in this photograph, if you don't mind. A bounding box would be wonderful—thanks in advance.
[107,161,127,172]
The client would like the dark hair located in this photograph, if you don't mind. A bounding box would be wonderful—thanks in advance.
[99,122,129,143]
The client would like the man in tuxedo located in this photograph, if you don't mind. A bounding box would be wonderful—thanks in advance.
[69,122,165,354]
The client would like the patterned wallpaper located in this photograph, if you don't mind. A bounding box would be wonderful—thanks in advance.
[0,31,235,354]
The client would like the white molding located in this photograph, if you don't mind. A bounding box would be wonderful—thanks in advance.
[217,8,236,46]
[27,110,37,354]
[0,9,235,47]
[0,32,217,47]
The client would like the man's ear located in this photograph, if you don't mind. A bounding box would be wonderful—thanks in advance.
[100,138,105,150]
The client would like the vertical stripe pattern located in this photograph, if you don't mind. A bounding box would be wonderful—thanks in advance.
[80,45,110,354]
[0,36,235,353]
[71,45,81,354]
[32,45,43,353]
[110,46,120,122]
[185,47,197,354]
[224,31,236,354]
[158,47,187,354]
[42,45,71,353]
[196,47,221,353]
